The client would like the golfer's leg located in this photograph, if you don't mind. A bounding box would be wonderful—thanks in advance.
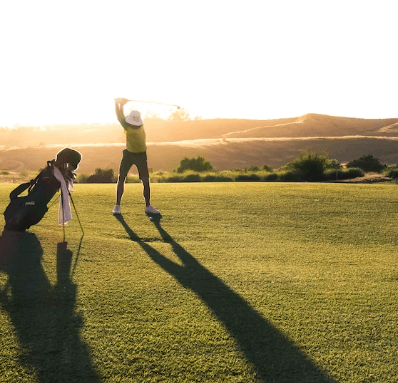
[116,149,132,207]
[141,177,151,207]
[116,175,126,206]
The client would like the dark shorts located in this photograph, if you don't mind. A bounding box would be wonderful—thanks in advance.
[119,150,149,179]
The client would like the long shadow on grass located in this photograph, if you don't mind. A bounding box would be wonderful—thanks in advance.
[0,232,100,383]
[115,215,336,383]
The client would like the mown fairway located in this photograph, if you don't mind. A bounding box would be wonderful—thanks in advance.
[0,182,397,382]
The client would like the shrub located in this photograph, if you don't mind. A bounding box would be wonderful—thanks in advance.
[213,175,233,182]
[349,168,363,179]
[87,168,116,183]
[324,169,341,181]
[346,155,386,173]
[248,166,260,172]
[286,150,341,181]
[263,173,278,181]
[278,171,301,182]
[176,156,213,173]
[344,168,365,179]
[182,173,202,182]
[203,175,216,182]
[75,174,89,183]
[324,168,364,180]
[125,175,141,183]
[235,174,261,182]
[386,168,398,180]
[262,165,273,172]
[160,174,185,183]
[324,158,342,170]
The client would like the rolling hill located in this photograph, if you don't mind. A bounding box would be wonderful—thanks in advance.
[1,113,398,174]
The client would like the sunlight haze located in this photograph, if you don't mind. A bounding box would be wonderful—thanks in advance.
[0,0,396,127]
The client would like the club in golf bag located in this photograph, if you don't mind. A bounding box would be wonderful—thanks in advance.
[3,148,82,233]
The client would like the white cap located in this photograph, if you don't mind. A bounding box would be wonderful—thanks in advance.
[125,110,143,126]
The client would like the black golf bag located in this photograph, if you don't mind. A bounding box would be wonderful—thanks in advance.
[3,148,81,232]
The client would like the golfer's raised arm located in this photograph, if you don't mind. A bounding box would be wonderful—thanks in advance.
[115,99,141,130]
[115,99,128,128]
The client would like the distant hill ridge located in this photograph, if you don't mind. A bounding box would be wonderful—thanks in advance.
[221,113,398,139]
[2,113,398,173]
[2,113,398,148]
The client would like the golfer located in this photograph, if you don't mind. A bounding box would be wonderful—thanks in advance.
[112,98,160,215]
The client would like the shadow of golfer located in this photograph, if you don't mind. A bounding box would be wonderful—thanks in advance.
[115,215,336,383]
[0,232,100,383]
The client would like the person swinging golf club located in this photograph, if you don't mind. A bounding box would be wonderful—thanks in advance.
[112,98,160,216]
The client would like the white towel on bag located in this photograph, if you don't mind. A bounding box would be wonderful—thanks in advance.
[53,167,73,225]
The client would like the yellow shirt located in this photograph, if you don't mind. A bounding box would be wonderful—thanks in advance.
[124,125,147,153]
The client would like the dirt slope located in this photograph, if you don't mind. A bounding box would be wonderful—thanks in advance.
[2,114,398,173]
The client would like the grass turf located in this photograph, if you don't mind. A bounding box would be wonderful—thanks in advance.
[0,182,397,382]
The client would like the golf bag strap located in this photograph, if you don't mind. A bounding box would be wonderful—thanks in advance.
[26,160,56,194]
[9,160,55,200]
[9,182,32,200]
[9,172,42,200]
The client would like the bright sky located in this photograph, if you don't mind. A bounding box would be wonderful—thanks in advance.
[0,0,396,127]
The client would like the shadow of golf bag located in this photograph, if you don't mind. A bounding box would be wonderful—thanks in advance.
[3,148,82,232]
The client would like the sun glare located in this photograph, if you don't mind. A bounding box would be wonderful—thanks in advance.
[0,1,396,128]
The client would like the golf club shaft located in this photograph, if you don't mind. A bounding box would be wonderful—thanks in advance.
[126,99,180,109]
[61,190,66,242]
[68,190,84,236]
[70,233,84,279]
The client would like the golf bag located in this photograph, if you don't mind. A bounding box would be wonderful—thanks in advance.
[3,148,81,232]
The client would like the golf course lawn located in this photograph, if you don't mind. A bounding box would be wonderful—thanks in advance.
[0,182,397,382]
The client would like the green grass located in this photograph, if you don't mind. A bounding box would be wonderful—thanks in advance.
[0,183,397,382]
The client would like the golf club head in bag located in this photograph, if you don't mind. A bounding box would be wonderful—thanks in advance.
[3,148,82,232]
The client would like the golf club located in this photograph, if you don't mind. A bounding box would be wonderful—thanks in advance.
[59,189,84,279]
[68,190,84,236]
[70,233,84,279]
[119,99,180,109]
[58,187,84,243]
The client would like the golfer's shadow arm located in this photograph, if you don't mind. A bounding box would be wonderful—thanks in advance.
[143,222,213,290]
[141,239,186,278]
[152,221,200,269]
[114,215,186,276]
